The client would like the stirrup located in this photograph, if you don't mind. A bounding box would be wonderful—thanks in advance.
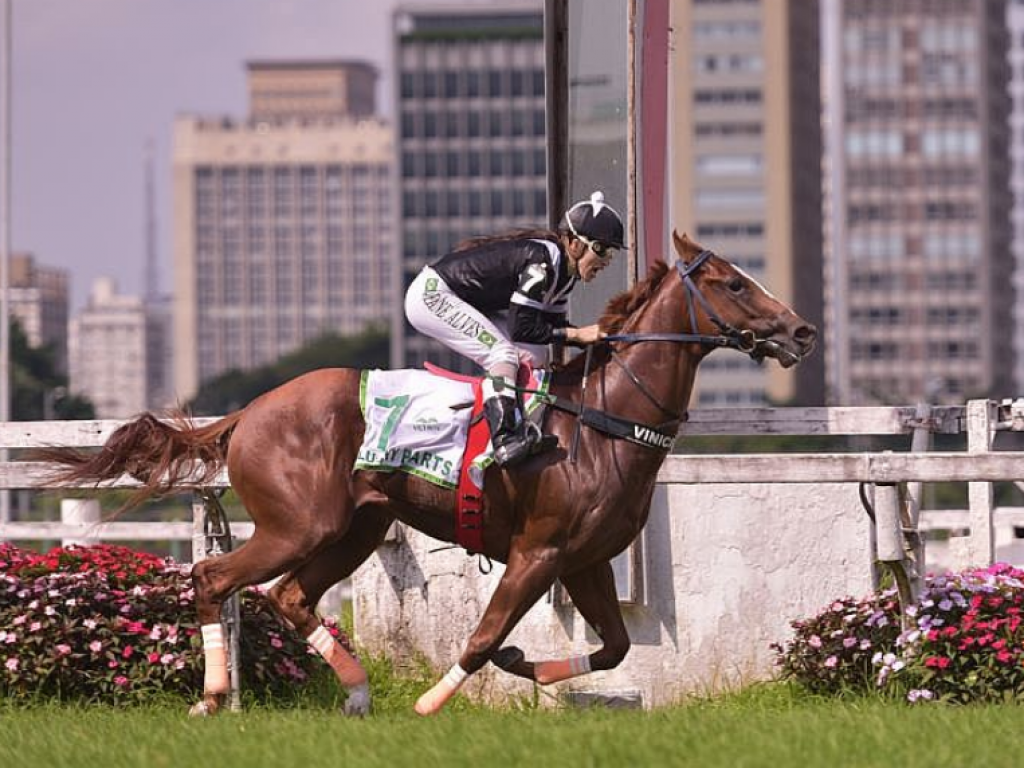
[493,423,557,467]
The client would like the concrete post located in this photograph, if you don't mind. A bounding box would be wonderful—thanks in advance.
[60,498,100,547]
[966,399,995,567]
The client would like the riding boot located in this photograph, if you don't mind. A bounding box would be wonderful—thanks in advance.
[483,395,556,467]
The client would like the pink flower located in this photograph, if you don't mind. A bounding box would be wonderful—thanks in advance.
[29,621,41,632]
[114,676,129,687]
[161,653,175,665]
[824,656,838,668]
[4,657,18,671]
[89,641,102,653]
[122,645,134,659]
[270,637,284,649]
[83,619,97,630]
[148,653,161,664]
[56,644,72,656]
[808,635,822,649]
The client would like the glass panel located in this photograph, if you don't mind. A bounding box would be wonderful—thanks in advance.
[566,0,629,326]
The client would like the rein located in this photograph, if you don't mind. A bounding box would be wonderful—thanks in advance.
[522,250,787,454]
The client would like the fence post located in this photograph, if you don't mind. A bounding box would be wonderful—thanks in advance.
[60,498,100,547]
[902,402,932,597]
[966,399,996,567]
[191,490,242,712]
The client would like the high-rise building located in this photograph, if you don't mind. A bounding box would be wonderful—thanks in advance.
[670,0,825,406]
[173,60,393,400]
[69,279,148,419]
[247,60,378,123]
[8,253,69,374]
[825,0,1013,404]
[1008,0,1024,393]
[391,6,548,372]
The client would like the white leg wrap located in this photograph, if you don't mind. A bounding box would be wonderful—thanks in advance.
[201,623,229,694]
[570,655,592,675]
[414,664,470,716]
[307,626,335,657]
[442,663,469,690]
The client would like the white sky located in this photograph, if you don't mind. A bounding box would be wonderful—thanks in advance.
[8,0,512,310]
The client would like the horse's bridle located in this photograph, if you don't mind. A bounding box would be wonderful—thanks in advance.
[548,250,798,458]
[603,250,757,353]
[594,250,763,424]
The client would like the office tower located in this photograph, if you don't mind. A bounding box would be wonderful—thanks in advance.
[1009,0,1024,393]
[173,60,393,400]
[671,0,825,406]
[247,60,378,123]
[392,6,548,372]
[825,0,1013,404]
[69,278,148,419]
[8,253,69,374]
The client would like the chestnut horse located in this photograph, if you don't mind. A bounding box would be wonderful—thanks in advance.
[37,231,815,716]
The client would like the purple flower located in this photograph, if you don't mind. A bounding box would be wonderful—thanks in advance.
[843,637,858,649]
[824,656,838,668]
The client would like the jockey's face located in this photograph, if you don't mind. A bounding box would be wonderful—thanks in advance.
[574,237,615,282]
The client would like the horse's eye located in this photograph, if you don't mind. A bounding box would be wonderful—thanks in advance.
[727,276,745,293]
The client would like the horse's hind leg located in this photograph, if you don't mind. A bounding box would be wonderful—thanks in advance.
[414,544,561,715]
[493,560,629,685]
[190,527,333,716]
[266,504,394,716]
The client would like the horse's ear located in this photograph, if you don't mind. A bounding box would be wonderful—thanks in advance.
[672,230,691,258]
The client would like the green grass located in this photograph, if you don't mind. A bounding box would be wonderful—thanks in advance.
[2,682,1023,768]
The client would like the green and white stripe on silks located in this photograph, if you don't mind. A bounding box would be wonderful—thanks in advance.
[355,369,475,489]
[468,368,551,488]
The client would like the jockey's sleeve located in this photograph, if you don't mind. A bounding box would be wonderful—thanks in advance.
[509,303,562,344]
[508,255,571,344]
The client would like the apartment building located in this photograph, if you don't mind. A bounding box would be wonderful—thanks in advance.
[173,60,393,399]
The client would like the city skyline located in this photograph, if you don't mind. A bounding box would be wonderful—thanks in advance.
[8,0,506,311]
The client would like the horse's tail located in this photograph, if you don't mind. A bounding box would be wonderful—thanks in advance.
[30,409,245,512]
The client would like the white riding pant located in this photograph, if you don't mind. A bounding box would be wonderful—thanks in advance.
[405,267,549,380]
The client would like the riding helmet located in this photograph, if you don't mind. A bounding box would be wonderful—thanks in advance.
[563,191,625,249]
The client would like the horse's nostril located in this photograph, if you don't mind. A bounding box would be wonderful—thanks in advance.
[794,324,817,345]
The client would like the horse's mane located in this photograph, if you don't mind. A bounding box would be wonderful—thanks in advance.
[556,260,672,379]
[452,228,560,252]
[597,260,670,334]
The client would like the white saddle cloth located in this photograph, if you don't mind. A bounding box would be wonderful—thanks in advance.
[353,368,550,489]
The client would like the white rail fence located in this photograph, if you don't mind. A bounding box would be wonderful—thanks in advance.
[0,401,1022,570]
[1,400,1023,705]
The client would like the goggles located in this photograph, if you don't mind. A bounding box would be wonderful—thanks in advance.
[577,234,615,261]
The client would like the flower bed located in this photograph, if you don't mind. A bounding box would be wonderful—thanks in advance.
[0,542,348,704]
[774,563,1024,703]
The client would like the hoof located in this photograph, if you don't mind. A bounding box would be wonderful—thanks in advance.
[188,694,223,718]
[343,683,371,717]
[492,646,525,671]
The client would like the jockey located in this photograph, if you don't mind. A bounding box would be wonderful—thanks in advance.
[405,190,625,467]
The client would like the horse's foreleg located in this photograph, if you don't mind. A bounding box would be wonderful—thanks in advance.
[267,505,393,716]
[414,546,561,716]
[493,560,629,685]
